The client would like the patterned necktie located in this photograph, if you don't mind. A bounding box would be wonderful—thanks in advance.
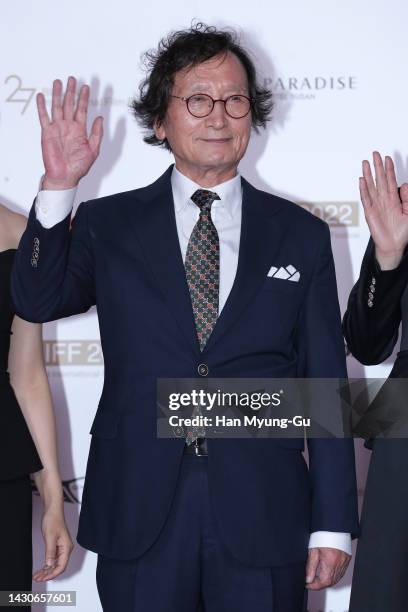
[184,188,221,445]
[185,189,221,350]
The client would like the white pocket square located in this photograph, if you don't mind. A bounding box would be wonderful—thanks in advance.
[267,265,300,282]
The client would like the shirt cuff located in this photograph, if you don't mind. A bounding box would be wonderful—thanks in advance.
[35,186,77,228]
[308,531,351,555]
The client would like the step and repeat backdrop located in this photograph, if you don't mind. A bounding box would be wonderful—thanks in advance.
[1,0,407,610]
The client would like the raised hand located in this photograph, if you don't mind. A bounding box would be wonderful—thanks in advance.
[37,77,103,190]
[360,151,408,269]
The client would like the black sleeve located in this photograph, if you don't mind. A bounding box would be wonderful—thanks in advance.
[342,237,408,365]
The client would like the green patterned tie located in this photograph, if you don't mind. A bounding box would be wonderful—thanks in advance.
[184,189,220,445]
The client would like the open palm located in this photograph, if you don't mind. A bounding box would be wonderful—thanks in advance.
[360,152,408,267]
[38,77,103,190]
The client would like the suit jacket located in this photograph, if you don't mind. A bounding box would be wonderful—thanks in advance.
[11,165,359,566]
[343,237,408,446]
[343,236,408,368]
[343,221,408,612]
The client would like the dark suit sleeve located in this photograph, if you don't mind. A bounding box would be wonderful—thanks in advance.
[295,222,359,538]
[342,237,408,365]
[11,200,95,322]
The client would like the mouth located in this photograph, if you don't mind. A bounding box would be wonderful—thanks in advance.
[201,137,232,144]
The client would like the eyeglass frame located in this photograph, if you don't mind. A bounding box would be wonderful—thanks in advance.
[169,93,254,119]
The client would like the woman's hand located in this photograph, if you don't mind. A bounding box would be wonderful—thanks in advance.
[360,151,408,269]
[33,508,74,581]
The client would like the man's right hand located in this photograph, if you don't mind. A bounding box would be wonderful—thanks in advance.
[38,77,103,191]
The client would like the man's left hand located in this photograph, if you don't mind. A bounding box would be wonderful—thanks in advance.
[305,547,351,590]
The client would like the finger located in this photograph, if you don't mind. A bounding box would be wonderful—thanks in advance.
[33,565,55,581]
[385,156,399,196]
[74,84,90,125]
[33,532,57,581]
[44,534,57,569]
[305,548,319,584]
[33,560,57,582]
[373,150,388,197]
[36,93,50,128]
[359,177,372,211]
[310,563,333,590]
[41,554,69,580]
[62,76,77,121]
[362,159,377,202]
[89,116,104,158]
[51,79,63,122]
[306,578,326,590]
[306,572,331,591]
[51,539,72,575]
[34,564,60,581]
[400,183,408,207]
[332,562,348,585]
[33,546,69,581]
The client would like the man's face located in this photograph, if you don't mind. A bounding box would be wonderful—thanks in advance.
[155,52,252,184]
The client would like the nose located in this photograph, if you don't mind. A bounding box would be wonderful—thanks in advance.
[205,99,228,129]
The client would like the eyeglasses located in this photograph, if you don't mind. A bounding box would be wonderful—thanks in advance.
[170,93,253,119]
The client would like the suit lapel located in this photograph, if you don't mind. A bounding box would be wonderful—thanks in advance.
[127,167,287,357]
[129,166,201,357]
[202,177,286,354]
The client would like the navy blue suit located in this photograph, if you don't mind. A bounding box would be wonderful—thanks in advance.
[11,166,358,608]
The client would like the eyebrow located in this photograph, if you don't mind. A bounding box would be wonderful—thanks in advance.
[187,83,249,94]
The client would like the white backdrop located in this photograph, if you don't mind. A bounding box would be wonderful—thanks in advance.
[1,1,407,610]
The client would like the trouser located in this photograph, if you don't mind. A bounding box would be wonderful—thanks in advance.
[96,455,307,612]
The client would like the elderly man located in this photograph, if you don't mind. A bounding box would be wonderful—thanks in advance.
[12,24,358,612]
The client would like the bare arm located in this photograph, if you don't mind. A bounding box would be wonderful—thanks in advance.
[8,316,73,581]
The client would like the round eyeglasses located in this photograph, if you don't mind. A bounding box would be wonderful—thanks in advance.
[170,93,253,119]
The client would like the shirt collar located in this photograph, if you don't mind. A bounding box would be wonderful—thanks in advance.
[171,165,242,220]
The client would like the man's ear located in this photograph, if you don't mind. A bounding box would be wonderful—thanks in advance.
[154,119,166,142]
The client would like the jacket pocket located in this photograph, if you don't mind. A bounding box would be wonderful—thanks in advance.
[261,276,303,296]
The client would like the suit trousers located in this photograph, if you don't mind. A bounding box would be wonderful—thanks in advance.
[96,455,308,612]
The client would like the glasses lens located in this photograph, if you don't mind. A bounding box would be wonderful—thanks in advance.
[187,94,213,117]
[226,95,251,118]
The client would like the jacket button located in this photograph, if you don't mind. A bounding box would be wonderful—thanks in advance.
[198,363,209,376]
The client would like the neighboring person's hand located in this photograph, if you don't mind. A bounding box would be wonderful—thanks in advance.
[33,509,74,581]
[305,547,351,590]
[38,76,103,191]
[360,151,408,270]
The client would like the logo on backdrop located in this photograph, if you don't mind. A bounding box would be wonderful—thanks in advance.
[3,76,124,114]
[4,74,357,114]
[43,340,103,366]
[4,75,36,114]
[265,75,357,100]
[298,201,359,227]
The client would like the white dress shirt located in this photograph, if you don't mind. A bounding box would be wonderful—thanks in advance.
[35,166,351,555]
